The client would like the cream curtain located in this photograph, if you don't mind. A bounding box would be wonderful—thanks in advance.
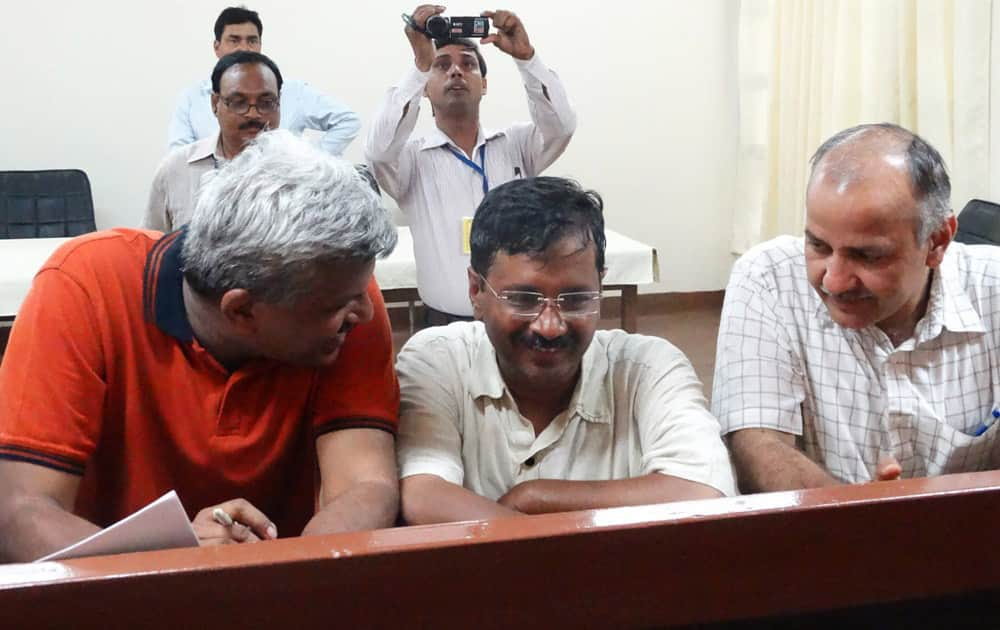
[734,0,994,253]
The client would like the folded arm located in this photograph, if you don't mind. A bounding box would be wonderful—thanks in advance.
[400,474,519,525]
[296,83,361,156]
[499,473,722,515]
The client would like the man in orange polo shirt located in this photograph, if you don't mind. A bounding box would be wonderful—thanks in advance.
[0,130,401,562]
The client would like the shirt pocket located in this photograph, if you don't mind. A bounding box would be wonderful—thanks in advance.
[912,405,1000,475]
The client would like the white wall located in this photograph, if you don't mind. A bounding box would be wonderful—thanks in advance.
[0,0,739,292]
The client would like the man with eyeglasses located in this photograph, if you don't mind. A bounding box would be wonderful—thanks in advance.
[366,5,576,327]
[395,177,735,524]
[145,51,280,231]
[167,6,359,155]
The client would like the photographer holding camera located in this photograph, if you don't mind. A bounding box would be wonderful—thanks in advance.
[366,5,576,325]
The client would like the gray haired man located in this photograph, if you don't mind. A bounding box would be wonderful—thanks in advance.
[713,123,1000,492]
[0,131,400,562]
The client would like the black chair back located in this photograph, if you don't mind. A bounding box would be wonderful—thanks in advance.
[0,170,97,239]
[955,199,1000,246]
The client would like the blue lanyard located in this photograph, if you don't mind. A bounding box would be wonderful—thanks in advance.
[446,144,488,195]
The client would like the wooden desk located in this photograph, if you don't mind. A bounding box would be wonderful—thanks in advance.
[2,471,999,629]
[0,228,658,331]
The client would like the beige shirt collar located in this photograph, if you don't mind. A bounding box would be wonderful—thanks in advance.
[186,133,226,166]
[467,328,613,425]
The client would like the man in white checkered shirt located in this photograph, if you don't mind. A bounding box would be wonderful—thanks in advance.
[713,123,1000,492]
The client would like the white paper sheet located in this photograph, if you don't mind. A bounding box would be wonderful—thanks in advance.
[36,490,199,562]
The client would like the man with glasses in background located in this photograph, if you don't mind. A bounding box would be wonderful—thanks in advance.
[145,51,280,231]
[395,177,735,524]
[168,6,359,155]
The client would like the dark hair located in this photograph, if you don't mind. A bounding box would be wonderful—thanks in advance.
[470,177,606,277]
[354,163,381,196]
[433,37,487,77]
[214,6,262,41]
[810,122,951,240]
[211,51,283,94]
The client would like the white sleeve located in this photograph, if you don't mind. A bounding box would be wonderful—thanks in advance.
[710,255,806,436]
[633,339,737,496]
[364,66,430,201]
[395,332,466,485]
[509,54,577,176]
[143,160,172,232]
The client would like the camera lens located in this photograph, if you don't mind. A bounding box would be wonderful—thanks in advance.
[425,15,450,38]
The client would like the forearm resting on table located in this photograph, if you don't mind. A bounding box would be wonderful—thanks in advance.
[0,492,100,563]
[728,428,840,493]
[502,473,723,515]
[400,474,520,525]
[302,479,399,536]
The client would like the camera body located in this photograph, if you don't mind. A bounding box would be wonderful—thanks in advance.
[425,15,490,39]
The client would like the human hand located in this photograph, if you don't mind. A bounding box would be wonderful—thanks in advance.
[481,10,534,60]
[875,454,902,482]
[192,498,278,546]
[405,4,445,71]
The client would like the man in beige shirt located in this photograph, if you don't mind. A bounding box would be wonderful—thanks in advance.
[145,51,281,231]
[396,177,735,525]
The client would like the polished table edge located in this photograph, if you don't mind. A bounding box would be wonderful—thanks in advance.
[2,469,998,590]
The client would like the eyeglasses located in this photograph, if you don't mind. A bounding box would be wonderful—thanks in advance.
[478,274,601,319]
[222,96,280,115]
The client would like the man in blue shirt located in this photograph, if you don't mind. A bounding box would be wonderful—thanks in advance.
[167,6,360,155]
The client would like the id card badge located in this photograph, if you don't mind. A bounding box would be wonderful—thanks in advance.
[461,216,474,254]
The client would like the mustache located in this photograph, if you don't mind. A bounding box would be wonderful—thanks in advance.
[520,332,575,351]
[819,286,873,301]
[239,120,268,131]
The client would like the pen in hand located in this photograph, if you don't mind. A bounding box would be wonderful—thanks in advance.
[212,507,235,528]
[211,507,261,543]
[193,500,277,545]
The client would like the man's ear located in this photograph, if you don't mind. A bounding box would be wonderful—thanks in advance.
[213,40,223,58]
[211,93,220,116]
[481,76,487,97]
[926,214,957,269]
[468,267,485,320]
[218,289,258,334]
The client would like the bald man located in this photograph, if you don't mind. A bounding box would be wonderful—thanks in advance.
[713,122,1000,492]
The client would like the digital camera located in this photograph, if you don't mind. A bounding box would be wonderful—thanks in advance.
[424,15,490,39]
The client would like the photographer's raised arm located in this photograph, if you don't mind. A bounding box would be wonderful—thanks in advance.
[364,4,444,199]
[406,4,444,71]
[484,9,577,173]
[0,460,98,563]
